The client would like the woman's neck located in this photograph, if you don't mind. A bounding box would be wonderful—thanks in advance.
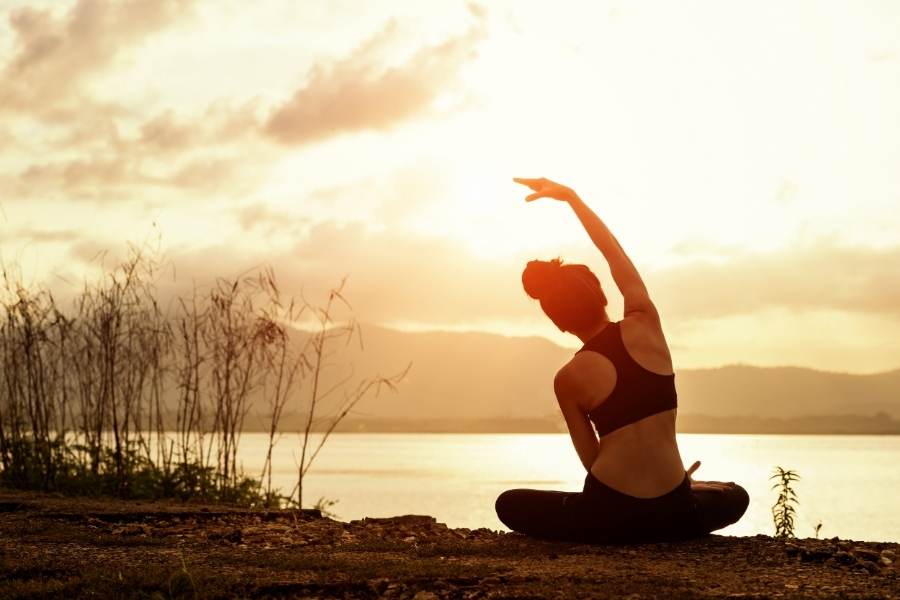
[574,318,612,344]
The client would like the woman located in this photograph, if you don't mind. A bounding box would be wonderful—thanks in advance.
[496,177,749,543]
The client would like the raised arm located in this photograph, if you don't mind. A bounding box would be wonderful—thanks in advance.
[513,177,657,318]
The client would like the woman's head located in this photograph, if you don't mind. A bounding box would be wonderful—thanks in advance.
[522,258,607,334]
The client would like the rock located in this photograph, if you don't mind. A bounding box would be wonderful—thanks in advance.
[413,592,439,600]
[834,551,857,565]
[882,549,897,560]
[852,547,881,562]
[402,535,417,543]
[224,528,242,544]
[111,523,150,536]
[858,559,880,574]
[800,548,833,562]
[879,556,893,567]
[357,515,436,527]
[384,582,406,597]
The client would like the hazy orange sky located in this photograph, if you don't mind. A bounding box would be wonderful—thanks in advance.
[1,0,898,373]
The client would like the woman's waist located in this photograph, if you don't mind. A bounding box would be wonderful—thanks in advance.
[593,408,678,442]
[589,433,685,499]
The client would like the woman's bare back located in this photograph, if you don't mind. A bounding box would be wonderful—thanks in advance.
[569,314,686,498]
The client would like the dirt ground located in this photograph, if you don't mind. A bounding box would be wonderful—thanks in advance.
[1,489,898,599]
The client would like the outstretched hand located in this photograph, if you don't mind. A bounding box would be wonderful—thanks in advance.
[513,177,579,203]
[687,460,735,493]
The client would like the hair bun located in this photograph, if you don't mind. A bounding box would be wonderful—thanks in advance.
[522,258,563,300]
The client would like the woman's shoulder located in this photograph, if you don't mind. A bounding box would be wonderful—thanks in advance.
[619,315,674,375]
[554,351,617,410]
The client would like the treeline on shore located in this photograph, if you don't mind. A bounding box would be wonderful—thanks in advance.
[237,412,900,434]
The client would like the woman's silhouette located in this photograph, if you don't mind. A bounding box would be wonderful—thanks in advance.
[496,177,749,543]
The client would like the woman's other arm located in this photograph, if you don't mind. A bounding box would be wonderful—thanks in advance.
[553,362,602,472]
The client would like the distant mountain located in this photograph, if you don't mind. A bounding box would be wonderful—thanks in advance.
[280,324,900,429]
[675,365,900,419]
[284,324,568,421]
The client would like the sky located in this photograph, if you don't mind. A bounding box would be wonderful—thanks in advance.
[1,0,898,373]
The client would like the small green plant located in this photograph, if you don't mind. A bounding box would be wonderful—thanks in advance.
[313,496,340,519]
[770,466,800,538]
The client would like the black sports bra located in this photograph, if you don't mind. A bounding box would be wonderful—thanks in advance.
[575,320,677,437]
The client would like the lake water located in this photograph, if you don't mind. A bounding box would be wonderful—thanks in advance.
[235,433,900,542]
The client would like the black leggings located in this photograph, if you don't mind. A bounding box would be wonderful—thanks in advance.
[495,472,749,544]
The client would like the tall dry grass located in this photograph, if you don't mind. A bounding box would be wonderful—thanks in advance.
[0,246,406,508]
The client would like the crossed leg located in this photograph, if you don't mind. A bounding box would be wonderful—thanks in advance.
[495,488,589,541]
[691,483,750,534]
[495,481,750,543]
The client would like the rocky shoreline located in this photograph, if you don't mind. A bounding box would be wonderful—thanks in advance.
[1,490,898,599]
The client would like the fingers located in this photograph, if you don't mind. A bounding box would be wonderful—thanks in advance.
[686,460,701,477]
[691,481,735,493]
[691,482,730,493]
[513,177,545,190]
[525,192,548,202]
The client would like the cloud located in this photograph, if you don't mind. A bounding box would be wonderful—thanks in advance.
[0,0,194,114]
[650,241,900,319]
[3,152,263,202]
[9,228,82,243]
[156,233,900,327]
[264,13,486,145]
[29,221,897,376]
[135,101,263,156]
[291,161,452,225]
[78,220,525,328]
[0,2,482,205]
[48,219,900,335]
[3,99,270,201]
[0,1,268,203]
[235,202,309,235]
